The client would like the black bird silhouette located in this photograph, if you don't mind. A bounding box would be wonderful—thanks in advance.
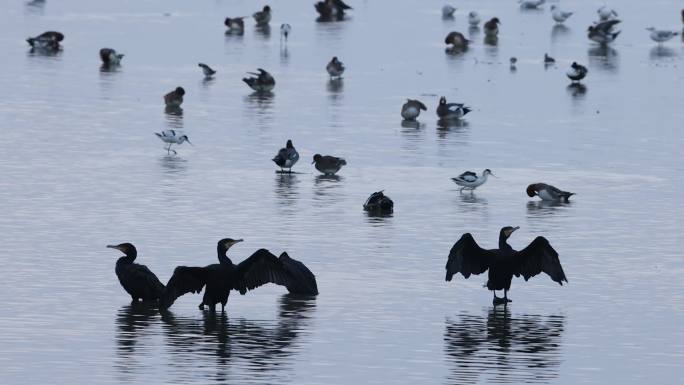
[445,227,567,305]
[160,238,318,311]
[107,243,165,303]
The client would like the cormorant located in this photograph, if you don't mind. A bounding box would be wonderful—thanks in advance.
[160,238,318,311]
[108,243,165,303]
[445,227,567,305]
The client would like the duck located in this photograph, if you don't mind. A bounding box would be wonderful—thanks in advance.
[646,27,679,44]
[442,5,456,18]
[519,0,545,9]
[588,19,621,44]
[326,57,345,78]
[445,31,470,49]
[315,0,352,20]
[243,68,276,92]
[107,243,165,303]
[280,23,292,42]
[483,17,501,37]
[550,5,573,23]
[198,63,216,77]
[597,5,618,21]
[401,99,427,121]
[544,53,556,64]
[437,96,472,119]
[164,87,185,108]
[451,169,493,192]
[26,31,64,50]
[160,238,318,311]
[155,129,192,154]
[445,227,567,305]
[468,11,481,26]
[99,48,124,66]
[526,183,575,202]
[272,139,300,173]
[363,191,394,213]
[224,17,245,34]
[566,62,588,82]
[312,154,346,175]
[253,5,272,25]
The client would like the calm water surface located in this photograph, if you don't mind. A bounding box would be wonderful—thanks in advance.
[1,0,683,384]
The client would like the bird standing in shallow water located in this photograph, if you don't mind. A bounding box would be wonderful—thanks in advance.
[27,31,64,50]
[437,96,471,119]
[519,0,545,9]
[99,48,124,66]
[442,5,456,18]
[468,11,481,26]
[401,99,427,121]
[160,238,318,311]
[445,227,567,305]
[451,169,493,192]
[253,5,272,25]
[444,31,470,50]
[312,154,346,175]
[483,17,500,37]
[646,28,679,44]
[527,183,575,202]
[544,53,555,64]
[108,243,165,303]
[326,57,345,78]
[198,63,216,78]
[224,17,245,34]
[280,23,292,42]
[164,87,185,108]
[243,68,275,92]
[588,20,621,44]
[315,0,352,20]
[550,5,573,23]
[566,62,587,83]
[272,139,300,173]
[155,129,192,154]
[363,191,394,213]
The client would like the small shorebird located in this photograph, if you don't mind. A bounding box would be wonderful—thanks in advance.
[550,5,573,23]
[526,183,575,202]
[483,17,501,37]
[272,139,300,173]
[280,23,292,42]
[588,20,621,44]
[198,63,216,77]
[312,154,346,175]
[401,99,427,121]
[468,11,481,26]
[26,31,64,50]
[519,0,545,9]
[99,48,124,66]
[243,68,275,92]
[566,62,588,83]
[253,5,271,25]
[155,129,192,154]
[646,28,679,44]
[164,87,185,108]
[224,17,245,34]
[442,5,456,18]
[326,57,345,78]
[451,169,494,192]
[597,5,618,21]
[437,96,471,119]
[445,31,470,49]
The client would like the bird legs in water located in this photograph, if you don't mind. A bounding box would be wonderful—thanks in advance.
[492,290,512,306]
[166,144,177,155]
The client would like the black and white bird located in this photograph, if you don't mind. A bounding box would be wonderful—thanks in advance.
[445,31,470,49]
[566,62,588,83]
[164,87,185,108]
[527,183,575,202]
[155,129,192,154]
[243,68,276,92]
[363,191,394,213]
[550,5,573,23]
[26,31,64,50]
[519,0,545,9]
[198,63,216,77]
[445,227,567,305]
[646,27,679,44]
[483,17,501,37]
[442,5,456,18]
[99,48,124,66]
[451,169,494,192]
[315,0,352,20]
[437,96,472,119]
[468,11,481,26]
[588,19,621,44]
[107,243,165,303]
[224,17,245,34]
[253,5,272,25]
[326,57,345,78]
[312,154,346,175]
[401,99,427,121]
[597,5,618,21]
[272,139,300,173]
[280,23,292,42]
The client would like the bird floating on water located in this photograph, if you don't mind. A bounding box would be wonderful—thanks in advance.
[315,0,352,20]
[312,154,346,175]
[437,96,471,120]
[468,11,481,26]
[243,68,275,92]
[164,87,185,108]
[527,183,575,202]
[401,99,427,121]
[550,5,573,23]
[280,23,292,42]
[326,57,345,79]
[26,31,63,50]
[544,53,555,64]
[99,48,124,66]
[108,243,165,303]
[160,238,318,311]
[198,63,216,78]
[442,5,456,18]
[224,17,245,34]
[253,5,272,25]
[566,62,587,83]
[519,0,545,9]
[646,27,679,44]
[155,129,192,154]
[446,227,567,305]
[451,169,493,192]
[363,191,394,213]
[588,19,621,44]
[445,31,470,49]
[273,139,299,173]
[483,17,500,37]
[597,5,618,21]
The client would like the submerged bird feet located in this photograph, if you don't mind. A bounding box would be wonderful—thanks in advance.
[493,296,512,306]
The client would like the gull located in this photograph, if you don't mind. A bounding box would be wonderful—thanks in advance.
[451,169,494,192]
[468,11,481,26]
[597,5,618,21]
[550,5,573,23]
[519,0,545,9]
[442,5,456,18]
[155,129,192,154]
[646,27,679,44]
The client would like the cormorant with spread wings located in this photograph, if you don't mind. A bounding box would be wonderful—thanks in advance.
[445,226,567,305]
[160,238,318,311]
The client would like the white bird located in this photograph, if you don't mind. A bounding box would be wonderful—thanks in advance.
[519,0,545,9]
[468,11,481,26]
[451,169,494,192]
[646,27,679,44]
[280,23,291,42]
[550,5,573,23]
[442,5,456,18]
[597,5,618,21]
[155,130,192,154]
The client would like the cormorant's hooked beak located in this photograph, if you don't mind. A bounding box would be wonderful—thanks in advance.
[225,239,244,248]
[106,244,122,251]
[505,226,520,237]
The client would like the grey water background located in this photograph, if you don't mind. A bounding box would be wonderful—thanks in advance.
[1,0,683,383]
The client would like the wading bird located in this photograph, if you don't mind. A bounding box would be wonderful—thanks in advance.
[451,169,493,192]
[526,183,574,202]
[312,154,346,175]
[272,139,300,173]
[155,129,192,154]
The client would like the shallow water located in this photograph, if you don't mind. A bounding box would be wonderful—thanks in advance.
[1,0,684,384]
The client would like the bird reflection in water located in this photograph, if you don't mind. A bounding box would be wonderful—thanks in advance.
[551,24,571,43]
[327,78,344,93]
[566,83,587,99]
[245,91,274,111]
[437,118,469,139]
[313,174,343,201]
[587,45,619,73]
[255,24,271,40]
[444,307,564,384]
[649,46,677,60]
[456,193,489,215]
[275,173,299,206]
[526,200,569,218]
[159,154,188,175]
[164,106,184,130]
[484,35,498,47]
[114,302,160,377]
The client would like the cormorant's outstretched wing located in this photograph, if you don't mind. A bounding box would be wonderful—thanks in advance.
[160,266,209,309]
[233,249,319,295]
[446,233,494,281]
[514,237,568,285]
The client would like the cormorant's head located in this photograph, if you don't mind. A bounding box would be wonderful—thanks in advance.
[526,184,538,197]
[500,226,520,239]
[286,139,293,148]
[439,96,446,105]
[218,238,243,250]
[107,242,136,256]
